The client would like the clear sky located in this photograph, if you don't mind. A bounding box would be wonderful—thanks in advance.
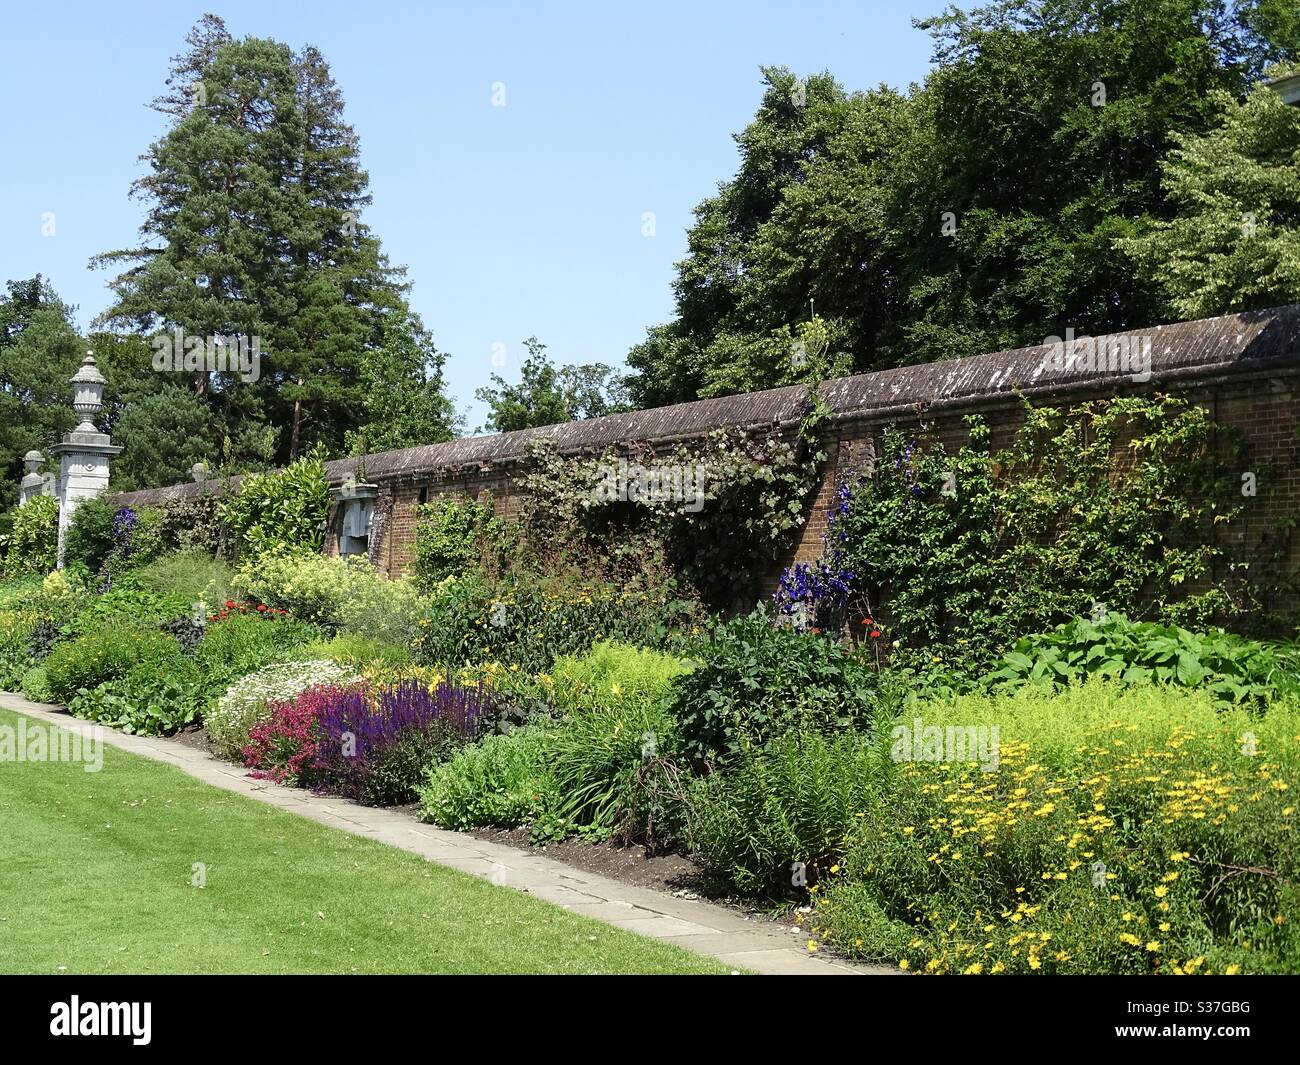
[1,0,942,428]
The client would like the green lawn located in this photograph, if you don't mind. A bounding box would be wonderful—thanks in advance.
[0,708,729,974]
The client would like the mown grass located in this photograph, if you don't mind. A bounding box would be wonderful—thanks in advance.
[0,706,730,975]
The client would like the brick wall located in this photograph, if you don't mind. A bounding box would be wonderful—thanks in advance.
[109,304,1300,608]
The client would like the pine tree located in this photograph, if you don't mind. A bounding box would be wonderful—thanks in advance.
[92,18,449,466]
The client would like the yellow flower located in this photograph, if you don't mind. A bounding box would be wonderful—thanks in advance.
[1225,964,1241,975]
[898,958,909,970]
[1154,885,1169,898]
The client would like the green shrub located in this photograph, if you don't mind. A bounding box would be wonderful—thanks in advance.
[193,612,318,689]
[814,682,1300,974]
[819,398,1272,672]
[415,572,699,674]
[206,658,355,757]
[669,611,882,766]
[63,497,116,574]
[544,689,684,847]
[0,574,43,608]
[550,640,690,711]
[232,550,423,644]
[63,585,191,639]
[0,611,35,689]
[687,730,893,896]
[67,663,202,736]
[220,450,330,558]
[21,665,54,703]
[303,632,411,673]
[529,642,696,847]
[26,570,91,629]
[983,612,1300,708]
[131,550,232,606]
[44,627,186,704]
[418,725,558,831]
[0,496,58,577]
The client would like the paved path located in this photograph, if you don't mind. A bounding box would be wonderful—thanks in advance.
[0,692,895,976]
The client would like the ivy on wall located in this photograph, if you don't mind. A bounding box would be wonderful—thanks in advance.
[515,422,827,609]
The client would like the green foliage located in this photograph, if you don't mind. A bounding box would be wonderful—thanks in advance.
[130,550,232,606]
[414,572,698,674]
[63,585,191,640]
[669,611,881,767]
[66,666,202,736]
[303,632,411,673]
[0,277,80,509]
[1,496,59,577]
[542,643,694,847]
[815,682,1300,973]
[232,550,423,644]
[63,498,117,575]
[474,336,629,433]
[627,5,1299,406]
[412,495,510,589]
[1123,78,1300,319]
[0,574,43,608]
[985,613,1300,708]
[419,725,559,832]
[687,730,892,897]
[220,451,331,559]
[107,384,222,493]
[345,311,460,454]
[550,641,692,710]
[156,493,230,556]
[0,608,36,689]
[193,612,319,690]
[44,628,187,704]
[93,16,430,467]
[518,425,823,609]
[827,397,1277,671]
[20,665,54,703]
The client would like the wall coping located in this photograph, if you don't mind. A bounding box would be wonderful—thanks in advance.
[109,302,1300,508]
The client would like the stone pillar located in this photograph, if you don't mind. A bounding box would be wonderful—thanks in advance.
[18,450,53,504]
[49,354,121,567]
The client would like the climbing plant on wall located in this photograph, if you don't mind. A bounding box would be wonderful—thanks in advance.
[795,395,1294,672]
[516,422,827,609]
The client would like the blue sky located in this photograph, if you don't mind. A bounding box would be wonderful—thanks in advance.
[1,0,941,428]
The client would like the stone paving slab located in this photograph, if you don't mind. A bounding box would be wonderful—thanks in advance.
[0,692,894,977]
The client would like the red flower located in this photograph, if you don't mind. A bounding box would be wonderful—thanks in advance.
[225,600,235,609]
[870,630,882,639]
[257,603,267,612]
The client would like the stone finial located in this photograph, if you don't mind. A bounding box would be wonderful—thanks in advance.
[70,352,107,433]
[190,461,209,482]
[23,450,44,474]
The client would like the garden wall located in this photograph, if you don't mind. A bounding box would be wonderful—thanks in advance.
[112,303,1300,601]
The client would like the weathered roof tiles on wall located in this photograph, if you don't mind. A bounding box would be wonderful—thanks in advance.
[111,302,1300,508]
